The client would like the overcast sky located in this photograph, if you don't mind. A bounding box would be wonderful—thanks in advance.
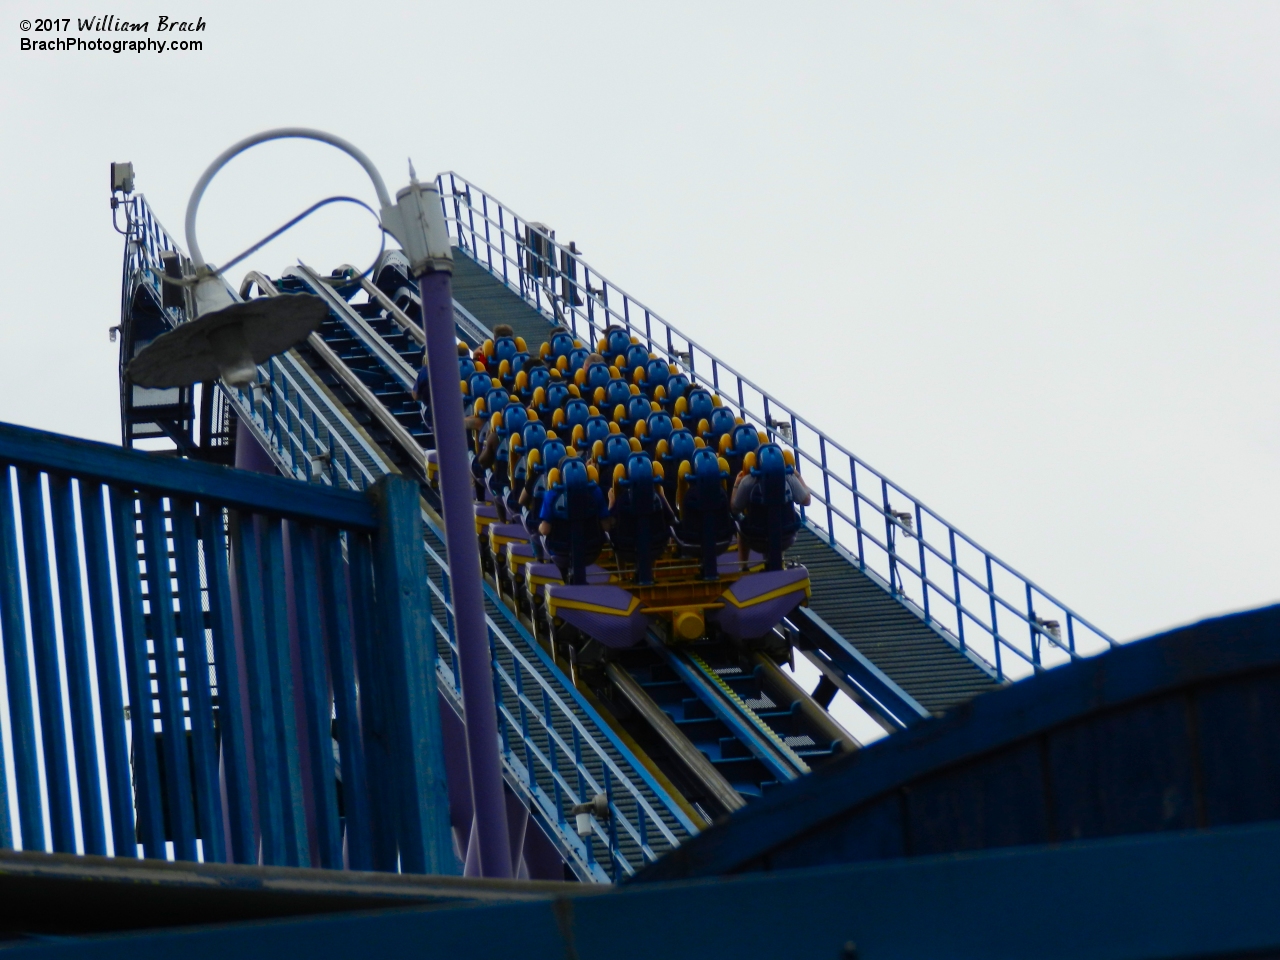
[1,1,1276,647]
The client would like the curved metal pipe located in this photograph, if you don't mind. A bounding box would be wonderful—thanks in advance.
[185,127,393,273]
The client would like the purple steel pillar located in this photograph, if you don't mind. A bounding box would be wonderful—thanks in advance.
[417,268,513,879]
[235,419,277,475]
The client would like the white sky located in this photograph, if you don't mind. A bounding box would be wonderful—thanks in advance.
[1,0,1277,651]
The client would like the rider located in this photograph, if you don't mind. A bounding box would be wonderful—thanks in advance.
[538,459,607,583]
[409,348,435,448]
[730,446,812,567]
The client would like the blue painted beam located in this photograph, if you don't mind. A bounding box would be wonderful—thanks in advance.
[290,523,343,870]
[0,466,43,850]
[200,503,255,864]
[18,467,76,853]
[0,421,376,530]
[110,486,165,859]
[78,482,135,857]
[259,516,310,867]
[347,532,401,872]
[369,475,456,876]
[317,527,373,870]
[48,475,107,856]
[141,492,198,862]
[230,511,289,865]
[171,498,227,863]
[7,821,1280,959]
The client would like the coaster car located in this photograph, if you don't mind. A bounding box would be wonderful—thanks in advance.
[721,423,763,478]
[471,331,811,655]
[542,458,606,585]
[515,364,553,405]
[614,394,657,436]
[593,433,639,497]
[594,377,635,412]
[654,372,691,413]
[541,330,578,363]
[736,444,805,571]
[532,381,575,421]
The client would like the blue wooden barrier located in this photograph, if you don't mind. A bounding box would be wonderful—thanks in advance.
[0,421,453,873]
[5,821,1280,959]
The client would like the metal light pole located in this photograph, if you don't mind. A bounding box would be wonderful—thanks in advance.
[183,129,512,878]
[385,172,515,880]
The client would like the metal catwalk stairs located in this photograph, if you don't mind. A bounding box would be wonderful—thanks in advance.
[609,644,846,804]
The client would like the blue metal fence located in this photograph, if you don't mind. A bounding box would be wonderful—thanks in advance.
[119,195,696,882]
[0,421,452,872]
[436,173,1118,681]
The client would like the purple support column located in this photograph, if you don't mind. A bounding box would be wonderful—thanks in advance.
[417,268,513,879]
[235,419,277,475]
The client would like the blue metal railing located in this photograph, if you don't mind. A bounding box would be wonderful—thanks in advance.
[436,173,1118,681]
[0,421,453,872]
[120,193,184,327]
[121,196,696,881]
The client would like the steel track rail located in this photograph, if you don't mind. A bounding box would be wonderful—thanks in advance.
[605,663,747,814]
[280,267,428,472]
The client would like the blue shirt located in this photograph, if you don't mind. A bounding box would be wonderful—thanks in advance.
[413,366,431,404]
[540,483,605,523]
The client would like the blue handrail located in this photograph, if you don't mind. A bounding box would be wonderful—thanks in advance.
[0,421,453,872]
[435,173,1118,681]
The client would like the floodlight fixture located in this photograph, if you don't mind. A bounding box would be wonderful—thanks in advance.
[110,162,134,195]
[126,295,327,388]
